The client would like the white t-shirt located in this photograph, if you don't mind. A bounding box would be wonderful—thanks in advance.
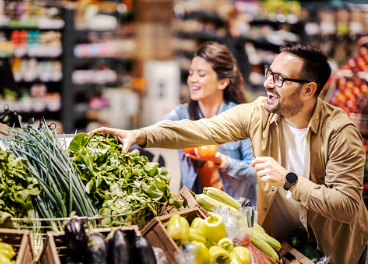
[269,117,308,240]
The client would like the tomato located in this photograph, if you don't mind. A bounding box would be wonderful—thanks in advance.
[197,145,218,159]
[183,147,197,155]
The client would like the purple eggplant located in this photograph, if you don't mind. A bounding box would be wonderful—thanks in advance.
[108,229,132,264]
[132,236,157,264]
[64,219,88,261]
[87,233,109,264]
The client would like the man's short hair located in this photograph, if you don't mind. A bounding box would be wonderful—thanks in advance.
[280,43,331,97]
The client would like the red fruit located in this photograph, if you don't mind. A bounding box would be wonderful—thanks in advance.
[197,145,218,159]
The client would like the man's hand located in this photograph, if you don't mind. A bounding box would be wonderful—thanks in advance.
[88,127,147,153]
[250,157,288,187]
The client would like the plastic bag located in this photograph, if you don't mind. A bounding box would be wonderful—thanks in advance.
[153,246,169,264]
[174,242,198,264]
[212,205,258,247]
[317,256,331,264]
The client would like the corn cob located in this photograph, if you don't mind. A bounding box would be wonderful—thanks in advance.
[251,231,280,263]
[203,187,242,210]
[196,194,238,213]
[253,223,281,251]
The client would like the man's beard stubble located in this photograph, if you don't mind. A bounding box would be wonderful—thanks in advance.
[264,86,303,118]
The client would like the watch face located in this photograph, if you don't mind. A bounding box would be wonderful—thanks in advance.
[286,172,298,183]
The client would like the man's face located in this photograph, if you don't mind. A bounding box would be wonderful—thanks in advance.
[264,52,305,118]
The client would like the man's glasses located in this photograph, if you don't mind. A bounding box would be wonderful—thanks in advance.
[264,65,311,88]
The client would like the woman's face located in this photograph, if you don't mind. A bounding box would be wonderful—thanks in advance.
[187,56,224,102]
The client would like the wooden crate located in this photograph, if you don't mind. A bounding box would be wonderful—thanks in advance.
[280,241,314,264]
[166,186,208,218]
[38,226,141,264]
[0,228,34,264]
[141,207,206,264]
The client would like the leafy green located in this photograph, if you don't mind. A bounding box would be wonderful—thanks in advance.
[69,133,182,225]
[0,149,41,224]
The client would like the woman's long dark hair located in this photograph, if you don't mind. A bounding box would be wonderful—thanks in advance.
[188,41,247,120]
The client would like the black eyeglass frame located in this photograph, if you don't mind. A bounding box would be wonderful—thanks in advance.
[264,65,312,88]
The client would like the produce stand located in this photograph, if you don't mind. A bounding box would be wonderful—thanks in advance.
[38,225,141,264]
[0,228,34,264]
[141,207,205,264]
[166,186,208,218]
[9,203,166,258]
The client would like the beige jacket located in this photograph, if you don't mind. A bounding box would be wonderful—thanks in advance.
[143,97,368,264]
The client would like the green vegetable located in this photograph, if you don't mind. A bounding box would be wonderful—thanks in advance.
[289,229,308,250]
[300,243,321,263]
[68,133,182,226]
[0,150,41,225]
[1,124,98,231]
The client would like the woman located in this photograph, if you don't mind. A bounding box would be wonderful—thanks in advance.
[161,41,257,206]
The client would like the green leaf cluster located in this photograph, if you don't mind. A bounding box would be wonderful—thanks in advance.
[0,150,41,224]
[69,133,182,226]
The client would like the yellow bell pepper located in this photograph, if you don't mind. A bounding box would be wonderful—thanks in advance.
[166,214,189,246]
[209,246,229,264]
[204,214,227,243]
[191,218,206,230]
[227,252,243,264]
[232,247,250,264]
[218,238,234,251]
[189,228,207,244]
[191,241,210,264]
[0,243,15,260]
[0,252,12,264]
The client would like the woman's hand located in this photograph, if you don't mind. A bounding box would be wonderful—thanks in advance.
[185,149,227,169]
[88,127,147,152]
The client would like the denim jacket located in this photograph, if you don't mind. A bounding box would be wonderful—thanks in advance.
[160,101,257,206]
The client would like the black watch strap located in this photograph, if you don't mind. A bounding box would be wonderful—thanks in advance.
[284,172,298,191]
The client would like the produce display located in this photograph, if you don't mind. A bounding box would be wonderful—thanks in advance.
[64,218,156,264]
[68,132,182,226]
[0,150,40,224]
[328,41,368,116]
[193,187,281,263]
[0,124,98,231]
[167,213,251,264]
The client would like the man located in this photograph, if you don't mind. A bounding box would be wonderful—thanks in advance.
[91,43,368,264]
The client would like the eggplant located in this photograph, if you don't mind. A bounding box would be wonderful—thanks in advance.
[132,236,157,264]
[108,229,132,264]
[87,233,109,264]
[64,255,86,264]
[64,219,88,260]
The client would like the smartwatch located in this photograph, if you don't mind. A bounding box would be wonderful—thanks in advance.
[284,172,298,191]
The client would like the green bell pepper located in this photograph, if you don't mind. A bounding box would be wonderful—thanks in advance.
[204,214,227,243]
[232,247,250,264]
[191,241,210,264]
[209,246,229,264]
[166,214,189,246]
[189,228,207,244]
